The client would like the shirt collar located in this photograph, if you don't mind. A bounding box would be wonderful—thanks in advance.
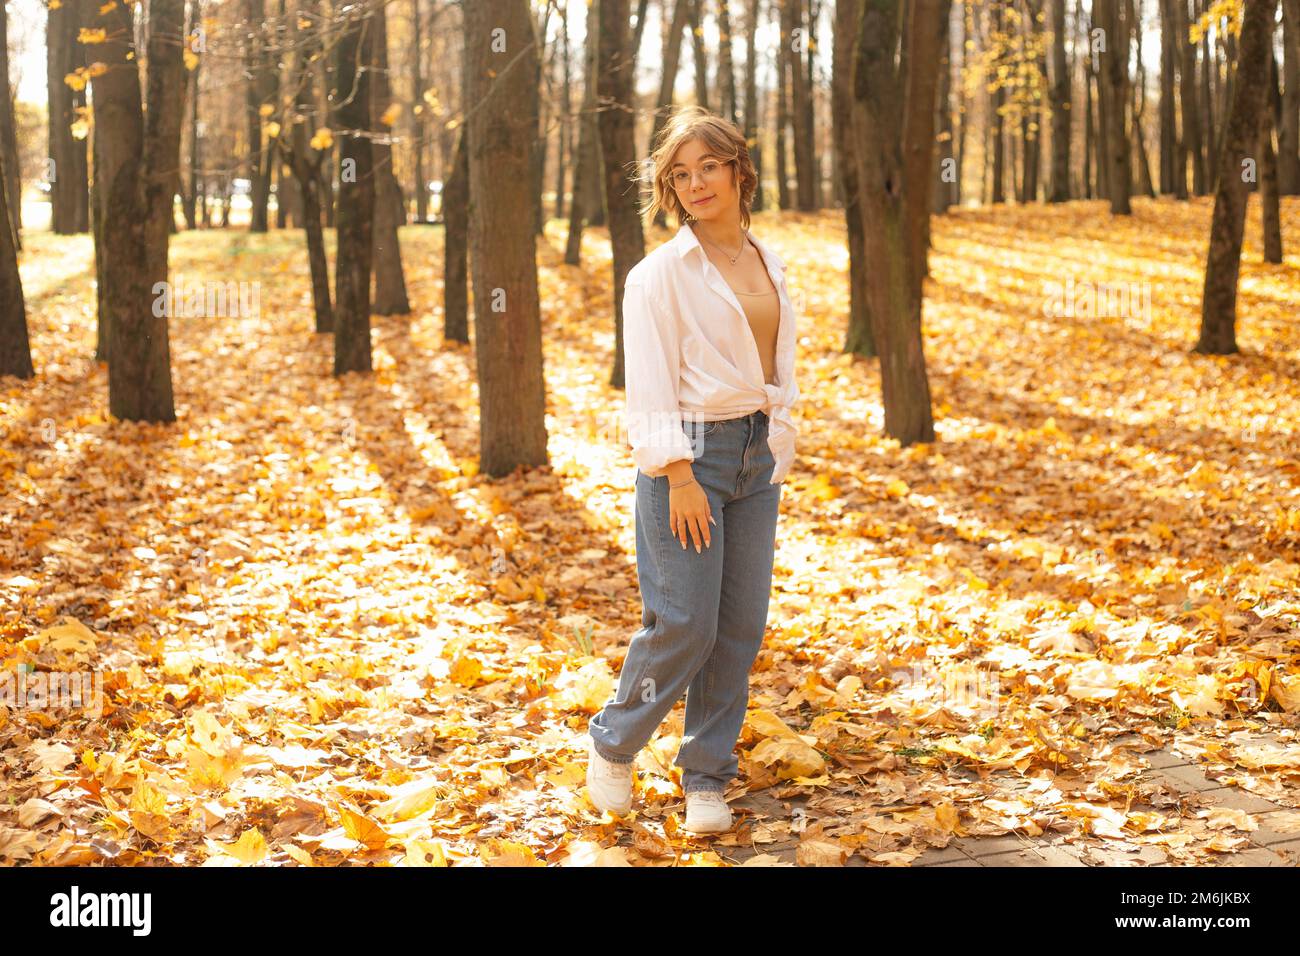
[672,221,787,272]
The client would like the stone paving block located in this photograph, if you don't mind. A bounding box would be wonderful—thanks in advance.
[1262,838,1300,863]
[1154,763,1221,792]
[1081,845,1165,866]
[726,844,798,866]
[1248,812,1300,848]
[953,834,1035,857]
[1143,748,1193,770]
[1198,787,1281,814]
[1032,844,1090,866]
[1220,847,1289,867]
[912,843,977,865]
[979,844,1090,867]
[981,849,1053,867]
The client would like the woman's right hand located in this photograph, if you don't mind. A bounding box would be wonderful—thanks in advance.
[668,477,715,552]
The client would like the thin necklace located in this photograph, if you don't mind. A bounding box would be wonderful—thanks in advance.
[695,224,746,265]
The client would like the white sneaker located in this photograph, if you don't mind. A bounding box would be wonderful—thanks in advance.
[684,790,732,834]
[586,738,633,816]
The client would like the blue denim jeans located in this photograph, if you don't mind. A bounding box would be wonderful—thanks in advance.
[587,408,782,795]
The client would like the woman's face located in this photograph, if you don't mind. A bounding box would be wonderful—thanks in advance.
[668,137,737,224]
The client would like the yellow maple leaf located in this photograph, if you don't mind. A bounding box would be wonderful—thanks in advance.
[128,781,170,839]
[205,828,269,864]
[338,804,391,850]
[403,839,449,867]
[886,477,910,497]
[283,843,314,866]
[480,838,543,866]
[448,653,483,688]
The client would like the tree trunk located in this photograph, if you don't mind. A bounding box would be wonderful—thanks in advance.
[1176,0,1205,194]
[371,3,411,315]
[1097,0,1132,213]
[91,126,108,361]
[1159,0,1179,194]
[554,1,571,222]
[1197,0,1278,354]
[463,0,549,476]
[744,0,765,212]
[777,0,792,208]
[0,4,21,242]
[955,2,969,204]
[650,0,692,228]
[630,0,651,73]
[412,0,428,221]
[532,3,551,237]
[291,139,333,333]
[1281,0,1300,193]
[849,0,937,446]
[595,0,647,391]
[88,0,185,421]
[808,0,823,208]
[1083,0,1095,197]
[183,1,202,230]
[1021,0,1045,203]
[1261,43,1284,263]
[564,0,602,265]
[1131,0,1157,199]
[443,128,469,343]
[990,3,1006,203]
[47,0,90,234]
[717,0,739,125]
[935,5,956,214]
[902,0,951,288]
[332,7,374,375]
[743,0,759,210]
[1049,0,1072,201]
[787,0,816,210]
[692,0,711,111]
[246,0,272,233]
[1201,3,1216,189]
[833,0,875,357]
[0,131,30,378]
[282,0,332,333]
[1212,24,1237,188]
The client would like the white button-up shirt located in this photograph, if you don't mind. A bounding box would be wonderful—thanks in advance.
[622,222,799,484]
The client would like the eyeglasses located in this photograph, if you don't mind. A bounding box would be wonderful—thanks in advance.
[669,159,731,190]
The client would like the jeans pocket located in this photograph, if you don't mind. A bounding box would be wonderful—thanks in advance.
[681,416,725,439]
[681,416,724,458]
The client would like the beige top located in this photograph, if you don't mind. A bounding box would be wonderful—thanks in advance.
[734,286,780,385]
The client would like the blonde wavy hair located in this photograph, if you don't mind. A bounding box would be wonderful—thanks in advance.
[640,105,758,231]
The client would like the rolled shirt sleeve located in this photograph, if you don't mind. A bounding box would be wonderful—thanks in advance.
[623,278,697,478]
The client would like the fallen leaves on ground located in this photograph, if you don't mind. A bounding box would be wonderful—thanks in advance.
[1,197,1298,866]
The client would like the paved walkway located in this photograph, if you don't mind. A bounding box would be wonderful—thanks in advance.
[636,733,1300,866]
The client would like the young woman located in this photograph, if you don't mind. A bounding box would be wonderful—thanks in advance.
[584,105,800,834]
